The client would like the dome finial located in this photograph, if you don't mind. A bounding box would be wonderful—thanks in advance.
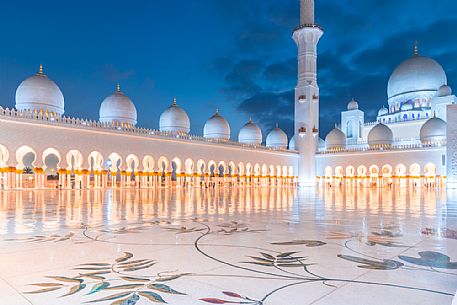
[249,116,252,122]
[116,83,121,93]
[216,108,219,114]
[39,63,43,75]
[413,40,419,56]
[276,122,279,128]
[173,97,177,106]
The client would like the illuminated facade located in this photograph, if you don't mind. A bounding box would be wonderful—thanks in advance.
[0,0,456,190]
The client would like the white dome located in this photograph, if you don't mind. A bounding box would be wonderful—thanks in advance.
[15,66,64,115]
[159,98,190,134]
[318,137,325,148]
[420,117,446,144]
[203,110,230,140]
[99,85,137,126]
[238,119,262,145]
[388,55,446,101]
[368,123,393,148]
[347,98,359,111]
[325,128,346,150]
[289,135,295,150]
[266,125,288,149]
[438,85,452,97]
[378,106,388,116]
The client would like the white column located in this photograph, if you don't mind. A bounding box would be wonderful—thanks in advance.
[293,0,323,187]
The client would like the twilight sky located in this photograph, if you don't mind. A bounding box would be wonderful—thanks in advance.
[0,0,456,139]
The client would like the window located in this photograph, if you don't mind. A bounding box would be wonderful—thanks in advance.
[412,113,415,119]
[403,114,407,120]
[346,121,353,138]
[442,155,446,166]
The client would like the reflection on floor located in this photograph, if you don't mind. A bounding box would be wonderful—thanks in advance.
[0,187,456,305]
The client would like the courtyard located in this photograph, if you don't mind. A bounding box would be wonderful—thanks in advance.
[0,187,455,304]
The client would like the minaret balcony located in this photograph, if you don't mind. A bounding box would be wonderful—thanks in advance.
[293,23,324,33]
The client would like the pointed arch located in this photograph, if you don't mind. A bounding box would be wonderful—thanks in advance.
[126,154,140,172]
[16,145,37,170]
[142,155,155,172]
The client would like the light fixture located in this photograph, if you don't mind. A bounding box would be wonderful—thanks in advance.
[299,127,306,137]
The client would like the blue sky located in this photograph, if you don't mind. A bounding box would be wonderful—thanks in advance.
[0,0,456,138]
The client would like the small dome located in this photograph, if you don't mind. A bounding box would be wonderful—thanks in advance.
[318,137,325,148]
[420,117,446,144]
[347,98,359,111]
[15,65,65,115]
[289,135,295,150]
[266,125,288,149]
[159,98,190,134]
[99,84,137,126]
[238,118,262,145]
[368,123,393,148]
[378,106,388,116]
[325,127,346,150]
[401,103,413,111]
[203,110,230,140]
[438,84,452,97]
[388,54,447,101]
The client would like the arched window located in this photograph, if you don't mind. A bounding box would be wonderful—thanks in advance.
[403,114,407,120]
[412,113,415,119]
[346,121,353,138]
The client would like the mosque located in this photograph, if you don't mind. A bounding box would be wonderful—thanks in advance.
[0,0,456,190]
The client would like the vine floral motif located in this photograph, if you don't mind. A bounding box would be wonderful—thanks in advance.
[24,252,187,304]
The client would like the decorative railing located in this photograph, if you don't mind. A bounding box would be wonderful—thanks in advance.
[0,107,296,153]
[317,141,446,154]
[293,23,324,32]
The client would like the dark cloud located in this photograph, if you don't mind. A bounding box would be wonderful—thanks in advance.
[211,0,457,137]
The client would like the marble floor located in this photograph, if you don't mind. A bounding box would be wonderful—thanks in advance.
[0,187,456,305]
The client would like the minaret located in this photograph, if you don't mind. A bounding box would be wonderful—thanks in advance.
[293,0,323,186]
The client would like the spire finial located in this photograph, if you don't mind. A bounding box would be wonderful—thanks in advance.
[116,83,121,93]
[276,122,279,128]
[39,63,43,76]
[173,97,177,106]
[216,108,219,114]
[414,40,419,56]
[249,116,252,122]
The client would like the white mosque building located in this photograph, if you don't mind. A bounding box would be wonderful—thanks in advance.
[0,0,456,190]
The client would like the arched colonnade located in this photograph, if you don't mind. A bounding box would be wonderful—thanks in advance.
[0,145,296,189]
[319,162,442,188]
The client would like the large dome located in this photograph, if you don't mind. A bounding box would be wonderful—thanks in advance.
[159,98,190,134]
[238,118,262,145]
[99,84,137,126]
[325,128,346,151]
[368,123,393,148]
[289,135,295,150]
[388,54,446,101]
[266,125,288,149]
[15,65,65,115]
[420,117,446,144]
[203,110,230,140]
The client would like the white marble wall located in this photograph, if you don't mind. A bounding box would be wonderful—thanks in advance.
[446,104,457,188]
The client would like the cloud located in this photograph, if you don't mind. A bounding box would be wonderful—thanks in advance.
[210,0,457,137]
